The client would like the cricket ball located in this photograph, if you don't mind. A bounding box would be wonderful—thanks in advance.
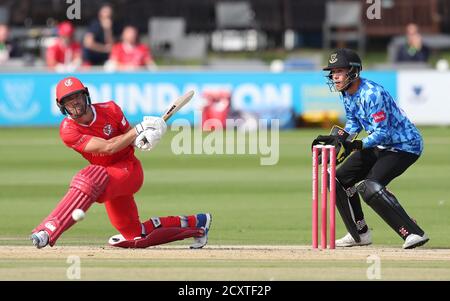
[72,209,85,221]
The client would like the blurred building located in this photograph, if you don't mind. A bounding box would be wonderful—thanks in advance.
[2,1,450,127]
[0,0,447,49]
[0,0,448,70]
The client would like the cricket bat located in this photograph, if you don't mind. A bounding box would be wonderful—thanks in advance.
[161,90,195,121]
[137,90,195,147]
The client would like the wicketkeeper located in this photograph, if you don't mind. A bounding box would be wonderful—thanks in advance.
[30,76,212,249]
[312,48,428,249]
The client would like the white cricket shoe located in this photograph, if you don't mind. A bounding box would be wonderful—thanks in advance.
[335,230,372,247]
[403,233,429,249]
[190,213,212,249]
[30,231,49,249]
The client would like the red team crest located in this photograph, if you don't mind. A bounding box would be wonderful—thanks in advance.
[103,124,113,136]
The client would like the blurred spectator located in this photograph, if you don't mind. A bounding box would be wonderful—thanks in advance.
[105,25,156,71]
[201,90,231,131]
[82,3,118,66]
[0,24,10,63]
[46,21,81,72]
[0,24,20,64]
[395,23,430,63]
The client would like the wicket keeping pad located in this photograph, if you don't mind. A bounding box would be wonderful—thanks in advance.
[334,178,361,243]
[357,180,425,239]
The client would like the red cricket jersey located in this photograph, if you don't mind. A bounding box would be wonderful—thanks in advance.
[46,39,81,66]
[110,42,152,67]
[59,101,135,166]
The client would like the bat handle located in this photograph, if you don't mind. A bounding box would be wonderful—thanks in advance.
[162,115,169,122]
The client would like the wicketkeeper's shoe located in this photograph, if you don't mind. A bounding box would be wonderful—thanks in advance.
[30,230,49,249]
[402,233,429,249]
[190,213,212,249]
[335,230,372,247]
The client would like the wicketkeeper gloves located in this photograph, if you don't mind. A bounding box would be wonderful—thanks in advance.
[311,125,362,165]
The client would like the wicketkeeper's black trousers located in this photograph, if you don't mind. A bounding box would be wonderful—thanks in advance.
[336,147,419,223]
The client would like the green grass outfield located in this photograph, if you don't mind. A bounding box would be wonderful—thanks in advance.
[0,126,449,280]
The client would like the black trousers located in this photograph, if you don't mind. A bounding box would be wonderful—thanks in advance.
[336,148,420,222]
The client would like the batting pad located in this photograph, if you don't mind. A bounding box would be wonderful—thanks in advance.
[32,165,109,246]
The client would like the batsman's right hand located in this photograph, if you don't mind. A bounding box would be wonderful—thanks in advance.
[134,128,163,151]
[134,116,167,151]
[134,131,149,150]
[134,116,167,136]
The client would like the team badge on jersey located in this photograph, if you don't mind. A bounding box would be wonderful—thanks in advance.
[372,111,386,123]
[103,124,113,136]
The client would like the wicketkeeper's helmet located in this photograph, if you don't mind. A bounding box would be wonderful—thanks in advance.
[323,48,362,92]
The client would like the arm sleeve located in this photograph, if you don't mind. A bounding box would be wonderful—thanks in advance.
[361,90,390,148]
[59,121,93,152]
[45,45,58,67]
[109,101,130,133]
[109,44,120,61]
[73,43,82,59]
[87,21,98,35]
[343,103,362,135]
[143,45,153,63]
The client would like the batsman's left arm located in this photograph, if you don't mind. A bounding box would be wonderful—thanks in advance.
[83,127,137,155]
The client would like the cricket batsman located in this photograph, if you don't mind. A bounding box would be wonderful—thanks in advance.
[30,76,211,249]
[312,48,429,249]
